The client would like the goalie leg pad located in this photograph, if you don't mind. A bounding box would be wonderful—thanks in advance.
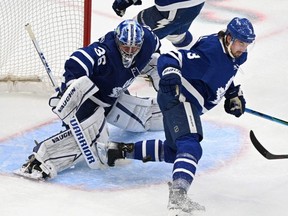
[53,76,99,124]
[30,106,108,178]
[149,98,163,131]
[106,92,163,132]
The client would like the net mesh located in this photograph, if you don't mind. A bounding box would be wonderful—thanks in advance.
[0,0,89,93]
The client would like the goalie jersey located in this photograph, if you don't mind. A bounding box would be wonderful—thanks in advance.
[60,26,160,107]
[157,33,248,114]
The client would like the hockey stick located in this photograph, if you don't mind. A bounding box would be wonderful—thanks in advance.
[246,109,288,159]
[25,23,100,169]
[250,130,288,159]
[245,108,288,126]
[25,24,60,93]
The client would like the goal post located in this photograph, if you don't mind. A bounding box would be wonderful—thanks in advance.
[0,0,92,94]
[84,0,92,47]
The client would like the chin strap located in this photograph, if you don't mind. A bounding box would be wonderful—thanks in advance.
[223,35,235,58]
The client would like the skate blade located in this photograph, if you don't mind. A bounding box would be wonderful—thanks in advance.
[168,203,206,216]
[13,169,45,181]
[168,209,205,216]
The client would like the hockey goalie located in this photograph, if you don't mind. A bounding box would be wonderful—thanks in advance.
[15,19,163,180]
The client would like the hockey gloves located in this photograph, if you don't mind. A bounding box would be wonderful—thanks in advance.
[143,53,161,91]
[224,85,246,117]
[159,74,181,95]
[157,67,182,111]
[112,0,142,17]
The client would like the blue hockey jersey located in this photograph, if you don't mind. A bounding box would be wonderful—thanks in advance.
[157,33,247,114]
[155,0,205,10]
[61,26,160,106]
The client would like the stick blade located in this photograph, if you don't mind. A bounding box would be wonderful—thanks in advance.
[250,130,288,159]
[250,130,270,159]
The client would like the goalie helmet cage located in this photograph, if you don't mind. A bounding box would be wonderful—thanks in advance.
[0,0,92,94]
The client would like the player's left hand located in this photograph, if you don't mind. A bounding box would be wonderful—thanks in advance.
[224,85,246,117]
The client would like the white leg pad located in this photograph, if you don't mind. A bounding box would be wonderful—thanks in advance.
[106,92,163,132]
[149,98,164,131]
[33,106,109,178]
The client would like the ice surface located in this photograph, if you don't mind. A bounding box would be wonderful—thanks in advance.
[1,0,288,215]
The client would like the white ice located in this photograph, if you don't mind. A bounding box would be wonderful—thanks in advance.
[1,0,288,215]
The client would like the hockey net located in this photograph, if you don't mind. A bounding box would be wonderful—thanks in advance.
[0,0,92,94]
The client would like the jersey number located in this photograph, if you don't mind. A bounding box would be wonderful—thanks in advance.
[94,47,106,66]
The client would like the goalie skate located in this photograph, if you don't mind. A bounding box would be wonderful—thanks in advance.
[13,154,53,181]
[107,142,134,166]
[14,168,45,181]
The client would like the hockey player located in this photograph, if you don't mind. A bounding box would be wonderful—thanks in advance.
[107,17,256,215]
[112,0,205,50]
[15,19,162,180]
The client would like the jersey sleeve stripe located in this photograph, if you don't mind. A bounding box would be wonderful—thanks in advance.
[181,77,208,113]
[70,56,89,76]
[77,49,95,66]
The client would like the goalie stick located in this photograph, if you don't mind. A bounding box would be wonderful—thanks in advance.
[25,23,101,169]
[250,130,288,160]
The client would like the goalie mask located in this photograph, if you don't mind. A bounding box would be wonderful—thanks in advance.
[115,19,144,68]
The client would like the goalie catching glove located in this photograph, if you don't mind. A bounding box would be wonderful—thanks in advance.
[142,52,161,91]
[224,85,246,117]
[106,92,163,132]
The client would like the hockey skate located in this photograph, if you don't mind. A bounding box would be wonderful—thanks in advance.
[107,142,134,166]
[14,154,55,181]
[167,182,205,216]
